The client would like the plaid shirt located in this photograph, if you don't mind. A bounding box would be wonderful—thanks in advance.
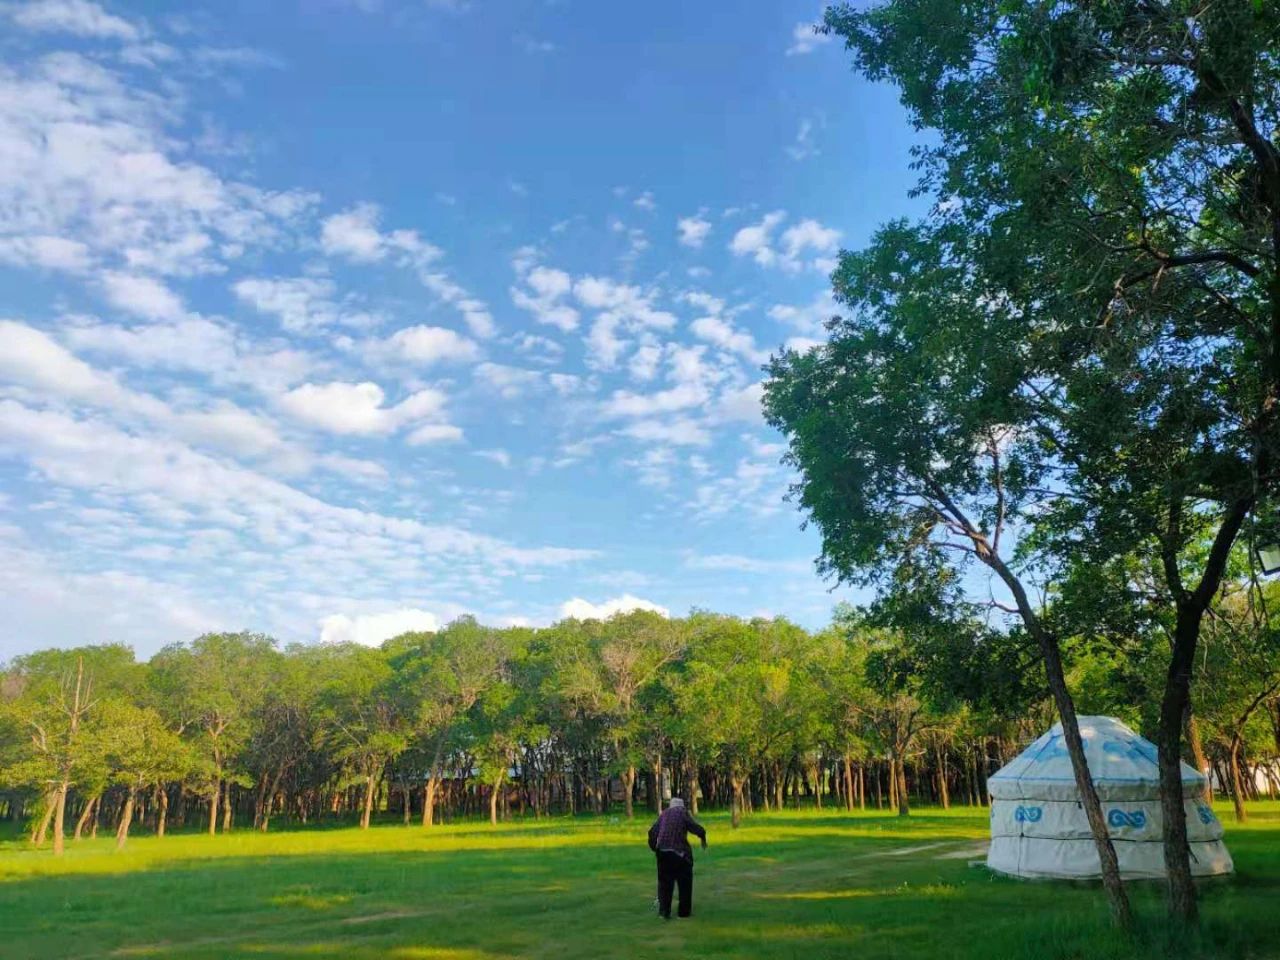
[647,806,706,861]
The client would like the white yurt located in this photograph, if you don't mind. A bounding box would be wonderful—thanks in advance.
[987,715,1233,880]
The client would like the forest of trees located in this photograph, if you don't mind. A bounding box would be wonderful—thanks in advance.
[3,580,1278,859]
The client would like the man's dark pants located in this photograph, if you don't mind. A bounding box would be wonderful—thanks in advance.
[656,850,693,918]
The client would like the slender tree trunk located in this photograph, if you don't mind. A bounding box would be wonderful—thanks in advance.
[423,740,445,827]
[32,791,55,847]
[157,787,168,838]
[489,777,503,826]
[51,780,69,856]
[1158,609,1204,925]
[1186,712,1213,804]
[222,779,233,832]
[623,765,636,819]
[74,794,97,841]
[261,767,284,833]
[360,773,375,830]
[981,530,1135,928]
[843,754,855,812]
[115,787,136,850]
[1228,736,1249,824]
[937,744,950,810]
[209,777,220,836]
[888,759,898,810]
[896,758,910,817]
[858,764,865,809]
[730,774,745,829]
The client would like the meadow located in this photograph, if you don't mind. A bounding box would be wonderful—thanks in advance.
[1,803,1277,960]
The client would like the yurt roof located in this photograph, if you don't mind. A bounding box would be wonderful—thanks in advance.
[988,715,1205,801]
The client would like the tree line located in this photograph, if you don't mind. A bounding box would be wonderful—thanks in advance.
[3,594,1276,857]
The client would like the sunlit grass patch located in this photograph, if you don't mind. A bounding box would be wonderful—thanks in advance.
[0,802,1275,960]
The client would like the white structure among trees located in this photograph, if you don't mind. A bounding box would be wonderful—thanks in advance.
[987,716,1233,880]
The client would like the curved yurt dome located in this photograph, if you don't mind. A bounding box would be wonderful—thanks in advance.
[987,715,1232,880]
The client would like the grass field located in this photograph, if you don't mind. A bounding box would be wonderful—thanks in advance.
[1,802,1277,960]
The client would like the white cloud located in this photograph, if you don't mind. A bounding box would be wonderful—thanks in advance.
[716,381,765,424]
[64,316,314,394]
[604,382,707,419]
[375,325,480,366]
[731,213,840,272]
[690,314,766,364]
[322,204,404,263]
[279,381,450,435]
[619,418,710,447]
[780,219,840,269]
[786,118,818,161]
[559,593,668,621]
[511,262,580,332]
[475,448,511,469]
[769,290,838,334]
[0,401,597,571]
[7,0,141,41]
[320,608,439,646]
[684,553,811,575]
[730,211,787,267]
[0,319,160,417]
[474,362,542,400]
[233,276,378,333]
[0,234,92,273]
[406,422,464,445]
[786,21,831,56]
[677,215,711,249]
[633,191,656,211]
[101,272,185,320]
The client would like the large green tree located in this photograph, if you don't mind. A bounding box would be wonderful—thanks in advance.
[769,0,1280,924]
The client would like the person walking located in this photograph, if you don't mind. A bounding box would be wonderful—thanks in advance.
[647,797,707,919]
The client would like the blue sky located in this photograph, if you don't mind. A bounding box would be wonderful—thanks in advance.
[0,0,927,657]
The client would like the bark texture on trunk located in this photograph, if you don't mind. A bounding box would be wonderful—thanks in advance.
[115,788,136,850]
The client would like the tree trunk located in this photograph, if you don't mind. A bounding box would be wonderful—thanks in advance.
[730,774,745,829]
[896,758,910,817]
[32,791,55,847]
[1158,608,1203,925]
[888,758,898,810]
[937,744,950,810]
[423,776,439,827]
[221,779,233,832]
[985,534,1135,928]
[157,787,168,838]
[115,787,136,850]
[858,764,865,810]
[360,773,375,830]
[74,794,97,841]
[52,780,69,856]
[209,777,220,836]
[623,765,636,819]
[489,777,503,826]
[1228,736,1249,824]
[843,754,855,812]
[1186,712,1213,804]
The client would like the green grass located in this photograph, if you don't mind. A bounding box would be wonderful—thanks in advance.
[0,802,1277,960]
